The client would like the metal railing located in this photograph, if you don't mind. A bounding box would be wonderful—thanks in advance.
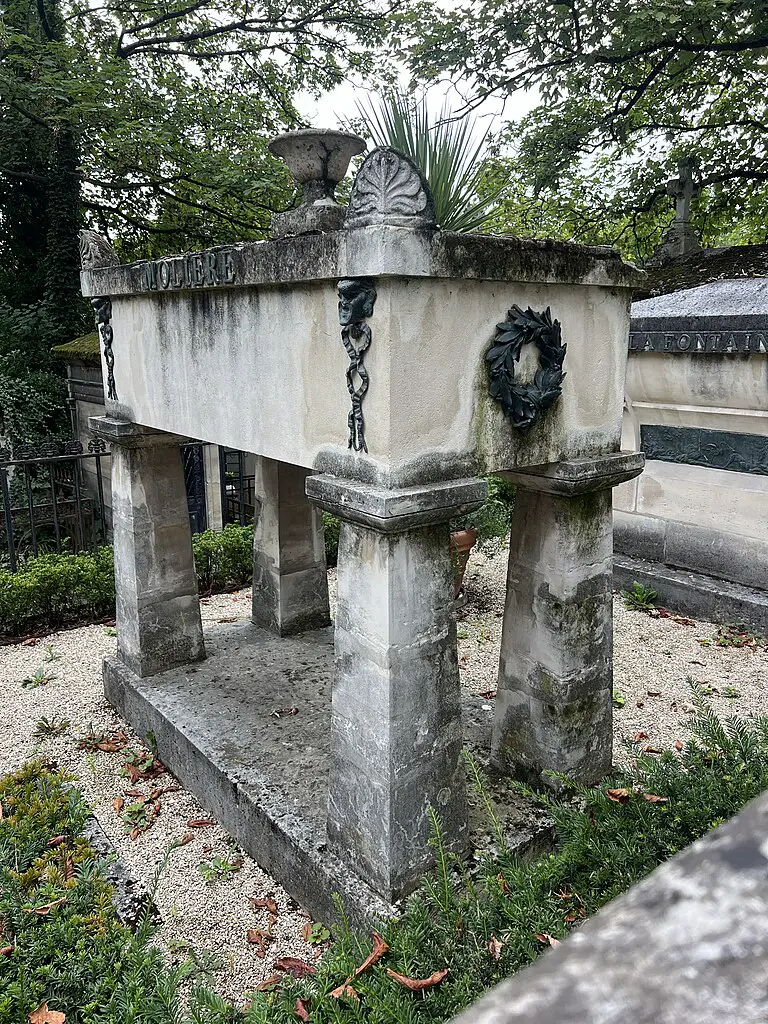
[0,438,110,571]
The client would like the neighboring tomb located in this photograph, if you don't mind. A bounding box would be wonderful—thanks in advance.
[80,132,642,922]
[616,275,768,629]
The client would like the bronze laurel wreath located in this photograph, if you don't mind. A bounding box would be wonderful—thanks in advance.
[486,305,567,434]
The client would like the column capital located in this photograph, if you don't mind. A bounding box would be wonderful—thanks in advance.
[89,415,191,449]
[501,451,644,497]
[305,475,487,533]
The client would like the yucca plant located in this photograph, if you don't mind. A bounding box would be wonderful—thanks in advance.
[355,91,500,233]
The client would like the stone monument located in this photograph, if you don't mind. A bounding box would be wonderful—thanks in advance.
[80,130,643,921]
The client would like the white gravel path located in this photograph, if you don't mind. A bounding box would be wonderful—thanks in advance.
[1,549,766,1003]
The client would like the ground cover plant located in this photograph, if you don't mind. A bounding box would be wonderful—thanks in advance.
[3,687,768,1022]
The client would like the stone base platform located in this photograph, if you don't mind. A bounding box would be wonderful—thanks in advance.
[104,620,548,928]
[614,556,768,633]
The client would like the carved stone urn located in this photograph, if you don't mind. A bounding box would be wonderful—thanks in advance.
[269,129,366,238]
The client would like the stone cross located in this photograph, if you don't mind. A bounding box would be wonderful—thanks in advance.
[662,160,701,257]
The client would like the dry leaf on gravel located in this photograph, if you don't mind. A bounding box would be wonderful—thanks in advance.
[675,740,684,751]
[246,929,273,956]
[28,1003,65,1024]
[352,932,389,977]
[386,968,448,990]
[113,797,124,813]
[186,818,216,828]
[249,896,278,917]
[633,731,649,742]
[177,833,195,846]
[256,975,283,992]
[275,957,317,978]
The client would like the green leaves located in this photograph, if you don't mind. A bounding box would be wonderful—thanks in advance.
[355,90,501,232]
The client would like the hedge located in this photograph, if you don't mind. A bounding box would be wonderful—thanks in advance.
[0,524,254,638]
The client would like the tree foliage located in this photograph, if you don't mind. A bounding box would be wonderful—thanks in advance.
[406,0,768,258]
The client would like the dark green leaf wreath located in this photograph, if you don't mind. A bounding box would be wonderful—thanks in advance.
[485,304,567,433]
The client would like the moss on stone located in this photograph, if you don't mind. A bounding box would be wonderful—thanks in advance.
[51,331,101,366]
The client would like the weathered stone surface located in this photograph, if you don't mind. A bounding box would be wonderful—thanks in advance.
[493,486,614,785]
[251,458,330,636]
[613,555,768,633]
[452,790,768,1024]
[329,517,468,900]
[501,452,644,496]
[91,416,204,678]
[306,474,487,531]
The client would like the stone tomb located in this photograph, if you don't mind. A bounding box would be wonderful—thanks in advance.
[80,134,643,921]
[616,277,768,627]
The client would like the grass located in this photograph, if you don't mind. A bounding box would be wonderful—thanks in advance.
[3,687,768,1022]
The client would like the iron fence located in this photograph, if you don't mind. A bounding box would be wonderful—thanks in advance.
[0,438,111,571]
[219,447,255,525]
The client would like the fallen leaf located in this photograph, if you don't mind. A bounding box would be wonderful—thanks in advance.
[28,1003,65,1024]
[487,936,503,960]
[22,637,39,646]
[217,616,238,623]
[46,835,65,848]
[534,933,561,948]
[274,957,317,978]
[386,968,448,991]
[64,858,74,881]
[0,945,12,956]
[124,788,145,798]
[564,911,578,923]
[271,707,299,718]
[675,740,684,751]
[647,690,661,697]
[636,700,644,708]
[246,928,272,956]
[249,896,279,917]
[606,788,630,804]
[689,660,705,666]
[633,731,649,743]
[330,984,360,1003]
[644,745,663,754]
[24,898,66,915]
[295,998,311,1021]
[113,797,124,813]
[256,975,282,992]
[477,689,497,699]
[672,616,696,626]
[177,833,195,846]
[497,872,511,895]
[302,922,312,942]
[352,931,390,977]
[186,818,216,828]
[555,890,573,900]
[643,794,669,803]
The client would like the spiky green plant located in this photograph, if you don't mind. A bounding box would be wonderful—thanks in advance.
[355,91,499,232]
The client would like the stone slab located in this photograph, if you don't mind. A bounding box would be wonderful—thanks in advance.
[500,452,644,496]
[613,555,768,633]
[103,619,548,927]
[632,277,768,318]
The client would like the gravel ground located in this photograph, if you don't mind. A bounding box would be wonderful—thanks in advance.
[1,548,766,1003]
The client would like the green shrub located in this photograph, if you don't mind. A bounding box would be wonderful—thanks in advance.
[192,524,253,594]
[322,512,341,568]
[451,475,516,549]
[0,525,254,637]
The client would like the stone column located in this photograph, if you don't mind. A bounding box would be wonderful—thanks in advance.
[492,453,644,787]
[251,457,330,636]
[90,416,205,678]
[306,474,487,902]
